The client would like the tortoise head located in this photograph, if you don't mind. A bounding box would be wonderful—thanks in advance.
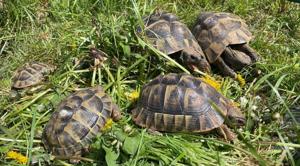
[181,48,211,73]
[9,89,20,100]
[226,104,246,127]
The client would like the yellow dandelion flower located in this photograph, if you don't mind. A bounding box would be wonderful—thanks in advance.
[6,151,28,164]
[126,90,139,102]
[232,101,240,107]
[102,118,113,131]
[236,74,246,87]
[200,75,221,91]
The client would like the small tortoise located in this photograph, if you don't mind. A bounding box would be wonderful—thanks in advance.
[10,62,55,99]
[132,73,245,140]
[42,86,121,162]
[142,11,211,73]
[192,12,259,78]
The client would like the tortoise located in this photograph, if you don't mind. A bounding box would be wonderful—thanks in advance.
[141,11,211,73]
[42,86,121,162]
[132,73,245,140]
[89,47,108,67]
[10,62,55,99]
[192,12,259,78]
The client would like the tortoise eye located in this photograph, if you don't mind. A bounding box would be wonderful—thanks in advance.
[237,119,246,126]
[190,55,197,61]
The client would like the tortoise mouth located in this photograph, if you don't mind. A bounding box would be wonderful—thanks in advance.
[188,63,211,73]
[232,117,246,127]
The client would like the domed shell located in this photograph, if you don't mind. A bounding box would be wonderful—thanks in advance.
[132,73,232,132]
[42,86,121,157]
[12,62,54,89]
[143,12,204,56]
[192,12,252,63]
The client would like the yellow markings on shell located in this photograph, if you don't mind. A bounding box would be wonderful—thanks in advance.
[163,85,177,111]
[184,115,193,130]
[199,115,206,131]
[183,88,191,111]
[70,110,97,136]
[147,86,155,108]
[163,114,173,129]
[80,96,107,121]
[165,36,180,51]
[63,123,81,143]
[174,115,185,130]
[183,39,190,48]
[145,19,167,30]
[6,151,28,164]
[209,42,224,55]
[154,113,163,129]
[207,110,221,129]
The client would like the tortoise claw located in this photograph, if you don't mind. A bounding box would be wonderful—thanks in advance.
[147,128,163,136]
[217,124,236,142]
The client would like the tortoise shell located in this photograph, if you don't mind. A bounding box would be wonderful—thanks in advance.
[42,86,121,157]
[132,73,234,132]
[192,12,252,63]
[12,62,54,89]
[143,12,205,56]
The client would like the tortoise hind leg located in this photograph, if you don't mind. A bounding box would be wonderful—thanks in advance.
[222,46,252,70]
[236,44,259,62]
[217,124,236,141]
[214,57,237,78]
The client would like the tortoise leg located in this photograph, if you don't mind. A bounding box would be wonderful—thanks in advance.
[237,44,259,62]
[214,57,237,78]
[147,128,163,136]
[217,124,236,141]
[69,151,82,164]
[222,47,252,70]
[111,104,122,121]
[9,89,20,100]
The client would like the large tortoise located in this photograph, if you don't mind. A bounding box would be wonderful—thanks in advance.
[192,12,259,78]
[132,73,245,140]
[10,62,55,99]
[42,86,121,162]
[141,11,211,73]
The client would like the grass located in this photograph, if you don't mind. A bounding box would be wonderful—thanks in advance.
[0,0,300,165]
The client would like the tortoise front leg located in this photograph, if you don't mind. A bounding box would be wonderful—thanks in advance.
[112,104,122,121]
[214,57,237,78]
[217,124,236,141]
[69,151,82,164]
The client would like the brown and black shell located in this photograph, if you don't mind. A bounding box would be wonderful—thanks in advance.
[12,62,54,89]
[42,86,120,157]
[192,12,252,63]
[132,73,232,132]
[142,12,204,56]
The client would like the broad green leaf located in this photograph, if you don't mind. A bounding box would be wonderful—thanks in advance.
[103,145,119,166]
[122,136,141,155]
